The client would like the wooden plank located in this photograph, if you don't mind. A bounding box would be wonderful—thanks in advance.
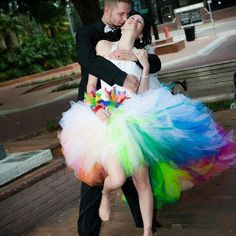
[0,169,75,219]
[188,84,234,92]
[1,186,80,236]
[0,178,79,230]
[159,60,236,77]
[188,78,234,88]
[187,86,235,94]
[161,74,233,86]
[185,73,234,82]
[159,68,235,82]
[185,94,235,103]
[195,93,235,103]
[0,159,65,202]
[159,60,236,102]
[188,85,235,92]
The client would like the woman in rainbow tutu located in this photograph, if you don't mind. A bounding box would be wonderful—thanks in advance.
[59,14,236,236]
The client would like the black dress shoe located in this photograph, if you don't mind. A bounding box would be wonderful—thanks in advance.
[152,219,162,233]
[135,221,143,228]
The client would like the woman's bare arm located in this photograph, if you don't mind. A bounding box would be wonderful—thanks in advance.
[86,40,114,93]
[133,49,150,93]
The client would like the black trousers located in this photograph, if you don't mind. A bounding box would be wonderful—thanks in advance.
[77,177,143,236]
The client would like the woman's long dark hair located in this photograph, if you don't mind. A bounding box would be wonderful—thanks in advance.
[129,11,152,48]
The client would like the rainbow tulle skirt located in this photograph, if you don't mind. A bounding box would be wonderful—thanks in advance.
[59,86,236,208]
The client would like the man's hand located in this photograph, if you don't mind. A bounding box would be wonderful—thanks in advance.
[96,108,111,121]
[123,74,139,93]
[108,50,137,61]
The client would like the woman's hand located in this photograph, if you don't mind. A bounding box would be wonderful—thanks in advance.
[96,108,111,121]
[133,49,150,72]
[108,50,137,61]
[123,74,139,93]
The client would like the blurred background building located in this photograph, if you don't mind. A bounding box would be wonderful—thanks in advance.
[132,0,236,24]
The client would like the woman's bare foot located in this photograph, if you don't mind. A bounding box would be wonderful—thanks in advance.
[99,193,111,221]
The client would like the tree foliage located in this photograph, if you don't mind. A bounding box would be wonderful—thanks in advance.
[0,34,76,82]
[0,0,71,50]
[0,0,68,23]
[0,0,102,26]
[0,0,77,81]
[0,13,28,50]
[71,0,102,25]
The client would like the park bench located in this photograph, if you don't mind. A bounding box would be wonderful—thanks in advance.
[158,59,236,103]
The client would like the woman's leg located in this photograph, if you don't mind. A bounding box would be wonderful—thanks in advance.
[99,156,126,221]
[121,178,143,227]
[133,166,153,236]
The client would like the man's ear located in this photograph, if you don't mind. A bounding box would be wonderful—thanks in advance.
[104,6,110,16]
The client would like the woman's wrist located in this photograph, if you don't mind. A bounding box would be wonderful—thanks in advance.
[141,75,149,79]
[141,67,149,79]
[143,66,149,74]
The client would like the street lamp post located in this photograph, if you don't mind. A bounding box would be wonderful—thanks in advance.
[66,4,75,36]
[207,0,216,37]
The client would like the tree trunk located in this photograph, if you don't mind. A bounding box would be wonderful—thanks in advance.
[71,0,102,25]
[0,35,6,49]
[4,31,19,52]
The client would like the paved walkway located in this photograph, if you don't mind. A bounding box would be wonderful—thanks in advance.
[0,17,236,236]
[27,165,236,236]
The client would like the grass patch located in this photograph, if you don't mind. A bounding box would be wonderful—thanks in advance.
[17,76,63,88]
[206,99,235,112]
[51,82,79,92]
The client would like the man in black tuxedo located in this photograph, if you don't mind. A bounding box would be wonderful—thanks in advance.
[76,1,161,235]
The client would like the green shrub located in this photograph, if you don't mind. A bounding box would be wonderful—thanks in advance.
[52,82,79,92]
[0,34,76,82]
[206,99,234,112]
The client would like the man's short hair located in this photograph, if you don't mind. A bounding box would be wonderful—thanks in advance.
[104,0,132,7]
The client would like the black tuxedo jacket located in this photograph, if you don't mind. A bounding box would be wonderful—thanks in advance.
[76,21,161,101]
